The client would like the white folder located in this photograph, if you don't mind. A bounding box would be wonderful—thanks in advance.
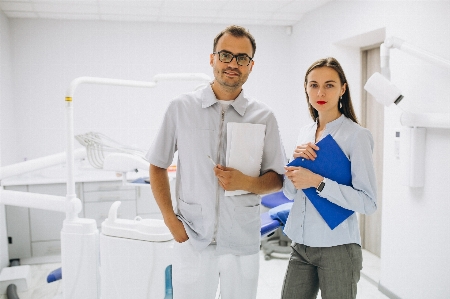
[224,122,266,196]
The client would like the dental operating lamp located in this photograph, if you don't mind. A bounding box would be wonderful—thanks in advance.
[364,36,450,129]
[364,36,450,188]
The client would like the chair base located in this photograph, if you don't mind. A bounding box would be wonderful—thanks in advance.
[261,228,292,260]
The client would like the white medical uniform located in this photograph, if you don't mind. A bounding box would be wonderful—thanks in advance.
[147,84,286,299]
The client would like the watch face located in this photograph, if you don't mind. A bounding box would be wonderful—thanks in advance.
[317,182,325,192]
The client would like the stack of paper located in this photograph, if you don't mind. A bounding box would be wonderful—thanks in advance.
[225,122,266,196]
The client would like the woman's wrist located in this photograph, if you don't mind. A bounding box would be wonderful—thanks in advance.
[313,174,324,188]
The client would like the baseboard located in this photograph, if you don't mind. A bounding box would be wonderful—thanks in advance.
[19,254,61,265]
[378,282,402,299]
[360,271,378,288]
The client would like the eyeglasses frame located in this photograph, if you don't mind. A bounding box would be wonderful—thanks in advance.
[213,51,253,66]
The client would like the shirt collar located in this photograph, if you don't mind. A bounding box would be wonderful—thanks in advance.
[315,114,345,130]
[201,83,248,116]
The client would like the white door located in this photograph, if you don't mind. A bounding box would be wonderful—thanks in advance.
[360,47,384,257]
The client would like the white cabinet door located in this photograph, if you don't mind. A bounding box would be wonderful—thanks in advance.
[83,189,136,202]
[31,240,61,257]
[83,181,135,192]
[27,184,68,242]
[136,178,177,218]
[82,181,137,227]
[85,201,136,226]
[4,185,32,259]
[136,185,160,215]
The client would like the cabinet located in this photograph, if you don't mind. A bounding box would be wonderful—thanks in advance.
[83,181,137,227]
[136,178,177,219]
[4,178,174,260]
[4,185,31,260]
[5,183,81,259]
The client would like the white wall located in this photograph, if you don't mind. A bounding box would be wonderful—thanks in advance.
[0,9,16,167]
[290,1,450,298]
[0,9,12,269]
[7,19,295,162]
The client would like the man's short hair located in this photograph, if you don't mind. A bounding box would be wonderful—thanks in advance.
[213,25,256,57]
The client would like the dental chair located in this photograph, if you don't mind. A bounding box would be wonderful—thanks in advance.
[259,191,293,260]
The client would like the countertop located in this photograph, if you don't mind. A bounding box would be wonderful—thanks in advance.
[0,160,156,186]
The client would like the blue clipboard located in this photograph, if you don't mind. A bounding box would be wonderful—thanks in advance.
[287,134,354,230]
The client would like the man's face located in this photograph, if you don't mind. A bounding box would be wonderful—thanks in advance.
[210,33,254,91]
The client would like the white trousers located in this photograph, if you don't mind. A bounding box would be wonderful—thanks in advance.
[172,240,260,299]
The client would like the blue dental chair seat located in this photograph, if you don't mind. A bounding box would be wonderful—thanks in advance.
[260,191,293,260]
[261,191,291,208]
[260,212,281,237]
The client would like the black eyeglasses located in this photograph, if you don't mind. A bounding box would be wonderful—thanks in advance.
[213,51,253,66]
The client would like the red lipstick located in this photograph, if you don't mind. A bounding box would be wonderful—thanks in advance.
[317,101,326,105]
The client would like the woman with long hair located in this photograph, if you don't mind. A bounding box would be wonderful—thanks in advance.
[281,57,377,299]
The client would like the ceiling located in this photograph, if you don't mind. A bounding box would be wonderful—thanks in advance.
[0,0,333,27]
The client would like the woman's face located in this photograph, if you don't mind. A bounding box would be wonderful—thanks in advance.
[305,66,346,115]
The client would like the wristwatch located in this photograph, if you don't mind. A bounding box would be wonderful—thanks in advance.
[316,178,326,192]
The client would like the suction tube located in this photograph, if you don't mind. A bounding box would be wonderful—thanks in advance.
[6,284,19,299]
[6,260,21,299]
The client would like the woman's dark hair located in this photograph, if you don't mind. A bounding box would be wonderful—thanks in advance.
[304,57,358,124]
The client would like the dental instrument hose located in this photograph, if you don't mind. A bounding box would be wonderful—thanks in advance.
[6,284,19,299]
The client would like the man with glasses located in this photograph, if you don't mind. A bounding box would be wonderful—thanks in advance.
[147,25,286,299]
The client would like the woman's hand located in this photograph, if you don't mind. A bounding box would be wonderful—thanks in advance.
[285,166,323,190]
[293,142,319,161]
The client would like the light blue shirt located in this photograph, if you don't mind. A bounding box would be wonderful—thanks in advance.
[283,115,377,247]
[147,84,286,255]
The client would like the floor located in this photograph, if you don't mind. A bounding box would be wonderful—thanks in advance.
[1,249,388,299]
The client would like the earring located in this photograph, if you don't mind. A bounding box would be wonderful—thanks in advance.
[339,96,343,109]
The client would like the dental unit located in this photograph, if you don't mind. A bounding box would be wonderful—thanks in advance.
[0,73,211,299]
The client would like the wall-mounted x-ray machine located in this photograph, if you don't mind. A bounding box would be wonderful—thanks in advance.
[364,36,450,188]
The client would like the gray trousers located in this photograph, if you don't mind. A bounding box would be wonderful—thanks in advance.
[281,243,362,299]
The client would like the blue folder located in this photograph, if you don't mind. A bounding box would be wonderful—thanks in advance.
[287,134,353,230]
